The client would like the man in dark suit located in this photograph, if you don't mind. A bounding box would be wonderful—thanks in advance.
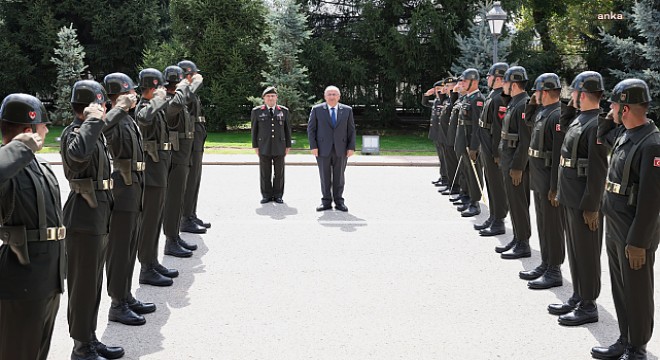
[251,86,292,204]
[307,86,356,212]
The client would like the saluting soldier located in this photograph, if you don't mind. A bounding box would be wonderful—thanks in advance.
[62,81,124,360]
[591,79,659,360]
[251,86,292,204]
[548,71,608,327]
[422,80,448,187]
[103,73,156,326]
[0,94,65,360]
[440,78,461,195]
[448,79,469,204]
[520,73,566,290]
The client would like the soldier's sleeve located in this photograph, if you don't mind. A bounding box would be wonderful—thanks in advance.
[524,102,539,127]
[559,101,576,130]
[64,118,106,166]
[0,141,35,186]
[579,125,608,211]
[136,97,168,127]
[251,108,259,148]
[596,114,621,149]
[307,107,318,150]
[421,95,433,108]
[284,110,292,148]
[490,95,504,159]
[627,144,660,248]
[347,107,356,151]
[469,97,483,151]
[549,112,564,192]
[511,105,530,170]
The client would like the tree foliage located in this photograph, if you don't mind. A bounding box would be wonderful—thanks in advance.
[50,24,88,126]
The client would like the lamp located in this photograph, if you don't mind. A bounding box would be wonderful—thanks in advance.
[486,1,507,63]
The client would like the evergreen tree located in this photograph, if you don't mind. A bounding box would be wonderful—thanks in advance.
[50,24,88,126]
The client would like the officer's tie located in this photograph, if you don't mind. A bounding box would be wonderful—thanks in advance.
[269,108,274,119]
[331,107,337,128]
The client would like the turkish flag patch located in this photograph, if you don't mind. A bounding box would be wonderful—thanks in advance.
[96,93,103,101]
[654,157,660,167]
[521,113,525,119]
[122,82,129,89]
[476,101,484,107]
[153,79,158,85]
[555,124,561,132]
[28,111,36,119]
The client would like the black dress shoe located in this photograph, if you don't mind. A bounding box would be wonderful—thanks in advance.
[178,236,198,251]
[436,186,448,192]
[316,204,332,211]
[452,196,470,205]
[335,204,348,212]
[591,337,627,360]
[72,340,106,360]
[528,265,563,289]
[461,204,481,217]
[442,188,459,196]
[164,237,193,258]
[154,263,179,278]
[501,240,531,259]
[260,197,272,204]
[474,217,493,231]
[548,294,581,315]
[431,178,442,185]
[480,219,506,236]
[449,194,463,202]
[192,215,211,228]
[619,345,647,360]
[127,298,157,314]
[92,336,124,359]
[274,197,284,204]
[139,267,173,287]
[108,302,146,326]
[180,217,207,234]
[519,262,547,280]
[457,203,469,212]
[558,300,598,326]
[495,238,517,253]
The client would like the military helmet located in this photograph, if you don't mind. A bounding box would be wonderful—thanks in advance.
[609,78,651,104]
[488,63,509,77]
[533,73,561,91]
[71,80,107,105]
[461,68,480,81]
[177,60,200,75]
[0,94,51,125]
[570,71,604,93]
[103,73,137,95]
[139,68,164,89]
[503,66,528,82]
[163,66,184,86]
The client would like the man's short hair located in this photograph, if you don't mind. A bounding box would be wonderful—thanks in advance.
[324,86,341,95]
[545,89,561,99]
[584,91,603,102]
[1,121,29,142]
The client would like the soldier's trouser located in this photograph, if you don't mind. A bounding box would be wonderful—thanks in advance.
[606,209,656,347]
[458,151,483,203]
[106,210,141,302]
[481,151,508,219]
[138,185,166,266]
[533,191,565,265]
[67,232,107,341]
[259,154,285,198]
[182,150,203,218]
[444,144,460,190]
[563,205,603,301]
[163,163,190,236]
[501,165,531,242]
[434,141,448,180]
[0,293,60,360]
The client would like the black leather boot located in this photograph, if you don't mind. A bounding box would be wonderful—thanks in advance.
[519,262,547,280]
[180,216,207,234]
[558,299,598,326]
[154,263,179,278]
[127,297,156,314]
[91,334,124,359]
[139,266,173,287]
[192,215,211,228]
[71,340,107,360]
[548,293,581,315]
[474,217,493,231]
[480,218,506,236]
[461,203,481,217]
[108,301,145,326]
[619,345,647,360]
[164,236,193,258]
[177,235,198,251]
[495,238,517,253]
[591,337,627,360]
[528,265,563,289]
[500,240,531,259]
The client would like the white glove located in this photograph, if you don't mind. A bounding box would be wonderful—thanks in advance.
[84,103,105,120]
[115,93,137,111]
[13,133,43,152]
[154,88,167,99]
[191,74,203,85]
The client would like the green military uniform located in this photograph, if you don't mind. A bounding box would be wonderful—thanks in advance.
[440,80,460,195]
[447,92,467,201]
[422,81,448,184]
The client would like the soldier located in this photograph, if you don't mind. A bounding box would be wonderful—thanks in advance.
[440,77,461,196]
[422,80,448,187]
[0,94,65,360]
[251,86,292,204]
[178,60,210,234]
[135,68,181,287]
[103,73,156,326]
[61,81,124,359]
[520,73,566,290]
[496,66,532,259]
[448,79,469,204]
[591,79,659,360]
[474,63,509,236]
[162,65,198,257]
[547,71,607,327]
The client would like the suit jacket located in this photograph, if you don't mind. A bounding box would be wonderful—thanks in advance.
[251,104,292,156]
[307,102,356,157]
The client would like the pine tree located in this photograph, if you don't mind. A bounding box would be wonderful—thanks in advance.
[50,24,88,126]
[600,0,660,120]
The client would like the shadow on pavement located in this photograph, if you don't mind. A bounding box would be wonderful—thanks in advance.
[317,211,367,232]
[255,202,298,220]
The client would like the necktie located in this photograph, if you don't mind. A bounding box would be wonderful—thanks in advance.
[331,107,337,128]
[269,108,274,118]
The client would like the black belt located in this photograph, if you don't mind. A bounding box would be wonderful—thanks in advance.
[178,132,195,139]
[196,116,206,123]
[605,180,629,195]
[528,149,550,159]
[479,120,491,129]
[458,119,473,126]
[25,226,67,241]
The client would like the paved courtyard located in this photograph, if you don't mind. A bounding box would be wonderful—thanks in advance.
[45,158,659,359]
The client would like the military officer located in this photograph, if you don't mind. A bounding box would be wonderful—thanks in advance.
[178,60,210,234]
[548,71,608,327]
[0,94,65,360]
[422,80,448,187]
[591,79,659,360]
[251,86,292,203]
[448,79,469,204]
[62,81,124,359]
[440,77,461,196]
[474,63,509,236]
[103,72,156,326]
[496,66,532,259]
[520,73,566,290]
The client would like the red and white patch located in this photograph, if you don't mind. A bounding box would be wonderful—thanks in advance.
[654,157,660,167]
[96,93,103,101]
[261,105,266,110]
[597,138,602,145]
[497,106,506,120]
[276,105,281,110]
[476,101,484,107]
[153,79,158,85]
[122,82,129,89]
[28,111,36,119]
[555,124,561,132]
[521,113,525,119]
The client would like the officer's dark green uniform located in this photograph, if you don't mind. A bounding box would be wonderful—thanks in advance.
[422,80,448,185]
[550,71,608,326]
[475,63,509,236]
[0,94,64,360]
[136,68,181,287]
[251,87,292,203]
[521,73,566,289]
[592,79,659,360]
[498,66,532,259]
[103,72,155,326]
[440,78,460,195]
[448,86,468,203]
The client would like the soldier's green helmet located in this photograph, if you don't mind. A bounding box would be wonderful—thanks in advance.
[177,60,200,75]
[609,79,651,104]
[461,68,480,81]
[103,73,137,95]
[163,66,184,86]
[0,94,50,125]
[488,63,509,77]
[504,66,528,82]
[71,80,107,105]
[533,73,561,91]
[570,71,604,93]
[139,68,164,89]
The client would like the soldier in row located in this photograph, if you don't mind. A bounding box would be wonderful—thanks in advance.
[422,80,448,187]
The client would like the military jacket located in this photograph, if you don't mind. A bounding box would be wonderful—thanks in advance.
[166,88,194,165]
[251,104,292,156]
[527,102,563,194]
[438,92,456,145]
[456,89,485,153]
[136,97,171,188]
[447,94,463,147]
[499,92,531,171]
[422,94,446,144]
[187,80,207,152]
[477,87,507,157]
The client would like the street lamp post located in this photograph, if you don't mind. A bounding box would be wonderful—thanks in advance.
[486,1,507,63]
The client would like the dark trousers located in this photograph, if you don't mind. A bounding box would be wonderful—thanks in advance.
[563,205,603,301]
[67,232,106,341]
[182,150,203,218]
[259,154,285,198]
[458,152,482,203]
[138,185,166,266]
[316,149,348,206]
[106,211,141,302]
[501,165,531,242]
[533,191,565,265]
[163,163,190,236]
[434,142,448,180]
[444,144,460,190]
[481,151,508,220]
[0,293,60,360]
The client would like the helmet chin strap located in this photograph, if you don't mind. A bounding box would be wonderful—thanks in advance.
[617,104,625,124]
[31,124,37,133]
[575,91,582,110]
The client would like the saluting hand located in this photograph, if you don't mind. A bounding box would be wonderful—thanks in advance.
[84,103,105,121]
[191,74,203,84]
[625,245,646,270]
[13,133,43,152]
[154,88,167,100]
